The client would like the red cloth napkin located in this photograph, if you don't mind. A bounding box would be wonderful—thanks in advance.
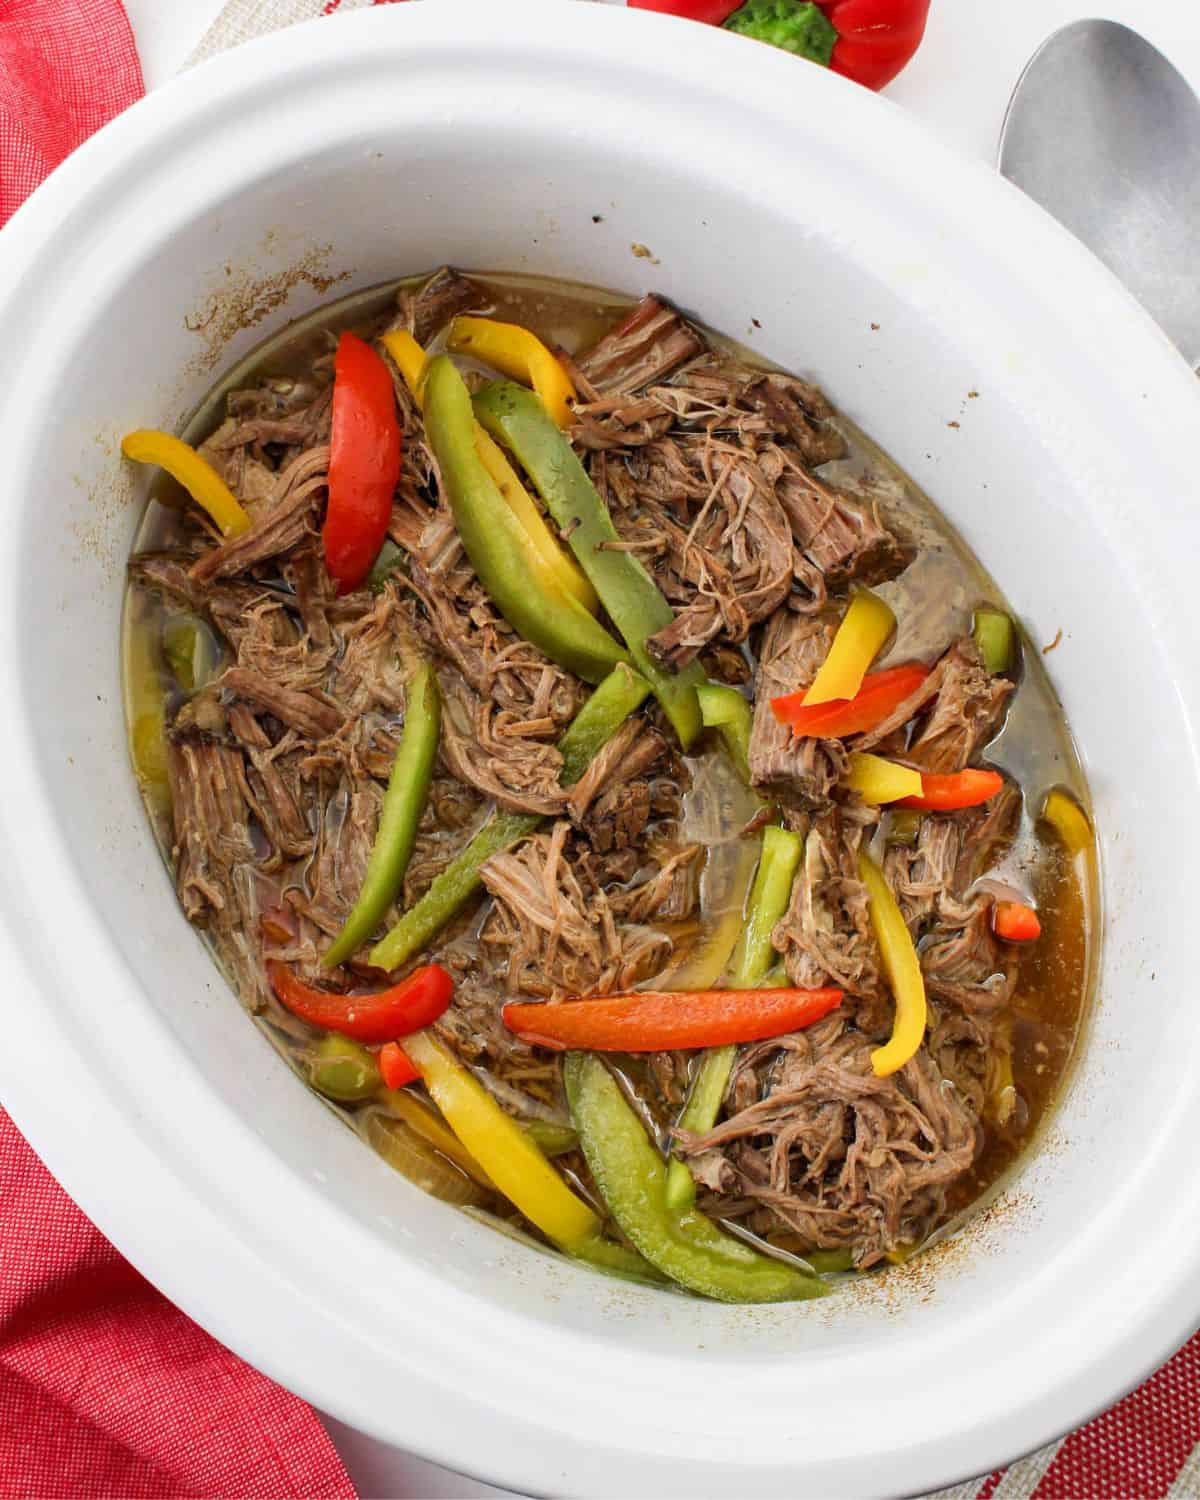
[0,1109,355,1500]
[0,0,143,225]
[0,14,351,1489]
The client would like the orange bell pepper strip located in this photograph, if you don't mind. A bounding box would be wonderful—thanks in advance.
[268,961,452,1044]
[896,768,1004,811]
[502,985,843,1053]
[992,901,1041,943]
[771,663,929,739]
[323,332,402,593]
[377,1040,420,1089]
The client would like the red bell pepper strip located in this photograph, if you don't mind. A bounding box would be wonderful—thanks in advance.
[992,901,1042,943]
[771,663,929,739]
[322,332,402,595]
[502,986,843,1053]
[632,0,930,92]
[896,768,1004,811]
[268,961,452,1044]
[378,1041,421,1089]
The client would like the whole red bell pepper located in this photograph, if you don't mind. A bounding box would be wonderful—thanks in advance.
[322,331,402,595]
[819,0,932,90]
[629,0,930,92]
[268,961,452,1044]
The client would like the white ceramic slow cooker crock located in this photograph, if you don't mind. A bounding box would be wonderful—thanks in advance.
[1,4,1198,1495]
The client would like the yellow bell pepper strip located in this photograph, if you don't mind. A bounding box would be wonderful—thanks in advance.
[403,1030,599,1247]
[380,327,430,397]
[424,358,626,684]
[369,664,651,972]
[121,429,251,538]
[1040,787,1093,858]
[859,849,927,1077]
[473,380,705,748]
[447,315,578,429]
[665,824,804,1212]
[381,332,598,613]
[403,1031,658,1283]
[322,663,441,967]
[377,1085,495,1188]
[973,608,1014,675]
[565,1052,826,1303]
[125,619,170,818]
[804,587,895,706]
[697,681,753,783]
[846,752,924,805]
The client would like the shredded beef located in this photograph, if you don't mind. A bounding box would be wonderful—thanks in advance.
[678,1014,979,1267]
[479,823,674,998]
[573,294,706,396]
[854,637,1012,771]
[393,266,489,346]
[748,607,846,806]
[190,445,330,582]
[771,808,882,1007]
[437,668,568,817]
[166,732,268,1009]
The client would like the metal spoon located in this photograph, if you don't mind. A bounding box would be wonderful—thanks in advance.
[999,19,1200,370]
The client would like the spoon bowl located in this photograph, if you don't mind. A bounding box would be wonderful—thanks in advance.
[1000,19,1200,369]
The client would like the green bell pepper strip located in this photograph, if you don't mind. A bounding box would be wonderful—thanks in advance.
[473,380,705,748]
[369,664,651,972]
[306,1034,383,1103]
[366,538,406,594]
[697,681,752,783]
[565,1053,825,1303]
[323,664,442,968]
[664,823,804,1211]
[424,358,627,686]
[973,608,1014,675]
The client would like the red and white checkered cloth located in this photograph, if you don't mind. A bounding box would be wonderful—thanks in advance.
[1,2,1198,1497]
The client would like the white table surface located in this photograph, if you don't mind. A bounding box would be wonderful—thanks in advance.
[117,1,1200,1494]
